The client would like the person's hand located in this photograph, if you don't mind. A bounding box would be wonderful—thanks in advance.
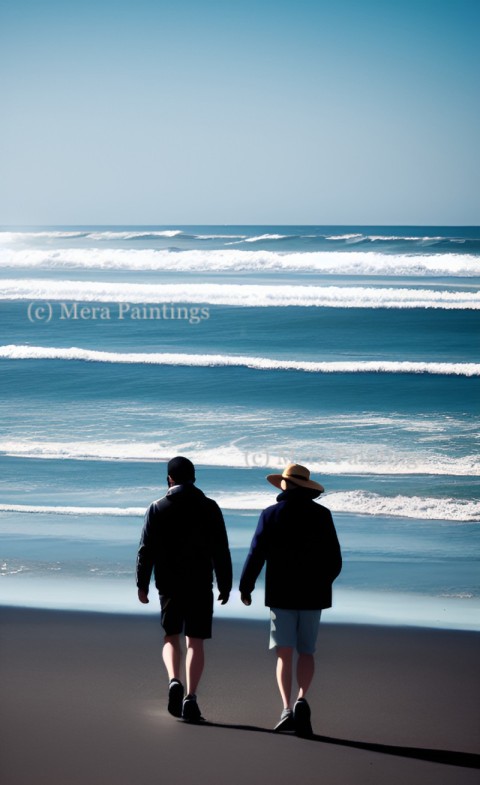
[217,592,230,605]
[138,588,149,604]
[241,592,252,606]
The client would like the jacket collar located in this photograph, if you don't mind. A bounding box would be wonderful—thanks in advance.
[166,481,196,497]
[276,487,321,502]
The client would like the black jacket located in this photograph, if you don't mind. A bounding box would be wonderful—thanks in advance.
[136,483,232,598]
[239,488,342,610]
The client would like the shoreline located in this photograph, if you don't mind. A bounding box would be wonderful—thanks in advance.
[1,582,479,633]
[1,607,479,785]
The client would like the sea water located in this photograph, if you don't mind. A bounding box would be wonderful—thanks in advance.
[0,226,478,629]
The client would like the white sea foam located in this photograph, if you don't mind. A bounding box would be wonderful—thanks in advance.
[323,491,480,522]
[218,491,480,520]
[0,503,144,516]
[0,247,479,276]
[0,279,478,309]
[1,345,479,376]
[0,231,90,242]
[239,233,292,243]
[1,492,478,521]
[196,234,247,240]
[325,234,473,244]
[0,230,184,243]
[0,229,477,245]
[86,230,184,240]
[325,234,365,241]
[0,438,478,476]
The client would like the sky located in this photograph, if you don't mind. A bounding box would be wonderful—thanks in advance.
[1,0,479,225]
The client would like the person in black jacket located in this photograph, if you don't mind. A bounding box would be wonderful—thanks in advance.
[239,463,342,737]
[137,456,232,723]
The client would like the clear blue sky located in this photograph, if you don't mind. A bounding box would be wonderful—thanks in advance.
[1,0,479,225]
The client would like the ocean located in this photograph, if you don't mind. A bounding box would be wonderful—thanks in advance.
[0,225,479,629]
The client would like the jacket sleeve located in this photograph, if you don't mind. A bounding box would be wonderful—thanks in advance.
[324,508,342,583]
[136,505,155,591]
[239,509,269,595]
[210,502,233,595]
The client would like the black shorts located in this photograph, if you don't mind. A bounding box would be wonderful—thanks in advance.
[160,591,214,639]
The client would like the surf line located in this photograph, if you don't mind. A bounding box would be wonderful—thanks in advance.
[1,345,479,377]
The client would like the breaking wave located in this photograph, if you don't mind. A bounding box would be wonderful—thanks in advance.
[1,491,478,521]
[1,227,479,250]
[1,345,479,376]
[0,438,478,476]
[324,491,480,522]
[1,279,478,309]
[0,247,479,276]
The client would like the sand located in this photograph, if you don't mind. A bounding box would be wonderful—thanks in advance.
[0,606,479,785]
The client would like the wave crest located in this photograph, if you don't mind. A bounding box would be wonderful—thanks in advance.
[1,279,478,309]
[324,491,480,522]
[0,247,479,276]
[1,491,478,521]
[1,345,479,376]
[0,438,478,476]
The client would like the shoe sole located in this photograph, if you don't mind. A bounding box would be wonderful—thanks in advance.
[182,714,206,724]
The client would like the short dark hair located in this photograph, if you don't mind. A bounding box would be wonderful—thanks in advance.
[167,456,195,483]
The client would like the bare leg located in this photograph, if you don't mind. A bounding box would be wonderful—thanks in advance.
[185,637,205,696]
[276,646,294,709]
[296,653,315,699]
[162,634,182,681]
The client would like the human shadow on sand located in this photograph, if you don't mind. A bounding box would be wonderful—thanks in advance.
[192,721,480,770]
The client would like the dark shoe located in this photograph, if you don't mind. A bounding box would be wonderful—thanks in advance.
[182,694,205,723]
[168,679,184,717]
[274,708,294,732]
[293,698,313,738]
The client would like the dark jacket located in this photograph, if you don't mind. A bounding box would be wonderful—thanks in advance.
[136,483,232,598]
[239,488,342,610]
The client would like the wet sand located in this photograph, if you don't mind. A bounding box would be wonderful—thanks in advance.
[0,607,479,785]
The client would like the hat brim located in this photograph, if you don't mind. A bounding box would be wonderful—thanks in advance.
[266,474,324,493]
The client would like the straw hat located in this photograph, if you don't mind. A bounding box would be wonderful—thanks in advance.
[266,462,324,493]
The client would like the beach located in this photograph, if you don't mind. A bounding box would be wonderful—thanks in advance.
[2,0,479,776]
[1,607,479,785]
[1,225,479,781]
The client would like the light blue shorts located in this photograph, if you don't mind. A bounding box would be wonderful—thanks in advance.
[269,608,322,654]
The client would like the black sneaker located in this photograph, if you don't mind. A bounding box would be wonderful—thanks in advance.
[293,698,313,738]
[168,679,184,717]
[182,694,205,723]
[274,708,294,732]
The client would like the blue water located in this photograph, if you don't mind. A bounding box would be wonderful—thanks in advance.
[0,226,479,629]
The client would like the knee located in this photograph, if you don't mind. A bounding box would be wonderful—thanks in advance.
[276,646,294,661]
[164,634,181,647]
[297,651,314,659]
[186,636,204,651]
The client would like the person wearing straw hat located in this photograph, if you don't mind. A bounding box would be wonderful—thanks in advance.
[239,463,342,737]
